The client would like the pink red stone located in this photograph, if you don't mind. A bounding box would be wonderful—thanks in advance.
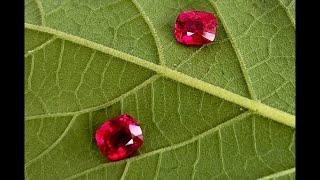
[174,11,218,46]
[95,114,143,161]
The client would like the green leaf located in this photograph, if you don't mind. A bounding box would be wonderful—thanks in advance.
[25,0,295,179]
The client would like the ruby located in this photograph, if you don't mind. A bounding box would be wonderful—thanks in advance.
[95,114,143,161]
[174,11,218,46]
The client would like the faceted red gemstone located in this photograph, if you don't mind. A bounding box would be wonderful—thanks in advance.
[95,114,143,161]
[174,11,218,46]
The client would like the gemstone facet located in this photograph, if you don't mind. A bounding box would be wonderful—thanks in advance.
[174,11,218,46]
[95,114,143,161]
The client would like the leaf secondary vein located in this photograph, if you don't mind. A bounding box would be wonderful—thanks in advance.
[208,0,257,100]
[130,0,165,65]
[63,111,251,180]
[257,167,295,180]
[119,161,130,180]
[25,75,160,120]
[34,0,45,25]
[25,36,57,57]
[25,115,78,168]
[25,23,295,128]
[277,0,295,28]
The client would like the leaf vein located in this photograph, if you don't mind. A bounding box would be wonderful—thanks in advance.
[34,0,45,25]
[25,115,78,168]
[277,0,295,28]
[153,153,162,180]
[208,0,257,100]
[120,162,130,180]
[75,50,96,109]
[55,40,65,90]
[252,118,277,172]
[26,75,160,120]
[258,167,295,180]
[151,82,173,145]
[25,36,57,57]
[130,0,164,65]
[25,23,295,127]
[27,55,35,90]
[64,111,251,180]
[191,140,201,180]
[218,129,231,179]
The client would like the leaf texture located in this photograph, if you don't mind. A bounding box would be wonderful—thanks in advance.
[25,0,295,179]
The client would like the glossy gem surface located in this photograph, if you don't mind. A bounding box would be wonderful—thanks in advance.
[95,114,143,161]
[174,11,218,46]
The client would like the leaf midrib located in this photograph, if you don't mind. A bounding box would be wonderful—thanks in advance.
[25,23,295,127]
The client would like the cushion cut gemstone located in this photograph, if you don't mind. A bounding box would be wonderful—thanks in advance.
[95,114,143,161]
[174,11,218,46]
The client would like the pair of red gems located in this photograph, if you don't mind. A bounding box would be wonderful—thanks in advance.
[95,10,218,162]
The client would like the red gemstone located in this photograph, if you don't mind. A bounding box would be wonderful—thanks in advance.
[174,11,218,46]
[95,114,143,161]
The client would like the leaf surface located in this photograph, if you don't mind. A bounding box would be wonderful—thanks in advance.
[25,0,295,179]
